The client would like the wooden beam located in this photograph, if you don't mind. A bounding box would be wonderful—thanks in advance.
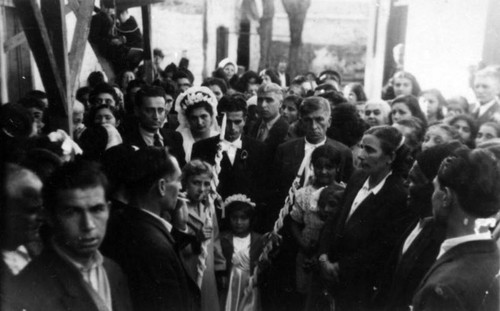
[3,1,79,54]
[13,0,69,131]
[142,4,154,84]
[41,0,69,94]
[68,0,94,95]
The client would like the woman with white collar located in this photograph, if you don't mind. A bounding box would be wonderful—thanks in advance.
[318,125,415,310]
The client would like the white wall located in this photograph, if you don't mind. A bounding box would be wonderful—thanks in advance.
[405,0,489,98]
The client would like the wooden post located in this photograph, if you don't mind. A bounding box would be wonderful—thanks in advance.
[68,0,95,95]
[141,4,154,84]
[0,6,8,103]
[14,0,70,133]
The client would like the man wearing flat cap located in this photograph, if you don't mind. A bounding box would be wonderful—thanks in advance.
[248,83,289,160]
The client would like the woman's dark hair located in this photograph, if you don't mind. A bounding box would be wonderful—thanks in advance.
[87,71,105,89]
[86,103,122,127]
[201,77,228,95]
[283,95,303,110]
[311,144,342,168]
[235,71,261,93]
[89,82,119,106]
[78,125,109,161]
[185,101,214,118]
[261,69,281,85]
[346,83,367,102]
[437,148,500,218]
[225,201,255,219]
[328,103,368,148]
[395,116,426,154]
[392,71,422,97]
[447,114,478,147]
[391,94,428,127]
[365,125,412,176]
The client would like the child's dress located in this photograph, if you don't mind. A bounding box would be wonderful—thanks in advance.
[180,199,226,311]
[220,232,264,311]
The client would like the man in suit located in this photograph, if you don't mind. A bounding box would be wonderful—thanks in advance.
[248,83,289,160]
[7,160,132,311]
[121,85,186,166]
[272,96,353,205]
[191,95,269,231]
[277,59,290,88]
[372,142,462,311]
[191,95,268,201]
[472,66,500,125]
[101,147,200,311]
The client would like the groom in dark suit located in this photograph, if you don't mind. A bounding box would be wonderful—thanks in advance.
[191,95,269,231]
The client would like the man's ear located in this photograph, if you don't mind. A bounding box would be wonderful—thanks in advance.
[443,187,455,208]
[157,178,167,197]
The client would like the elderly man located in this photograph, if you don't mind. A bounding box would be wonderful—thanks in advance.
[8,160,132,311]
[101,147,200,311]
[248,83,289,159]
[272,96,353,205]
[1,164,43,282]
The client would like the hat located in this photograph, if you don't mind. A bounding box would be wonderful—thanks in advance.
[218,58,237,69]
[416,140,463,181]
[257,82,283,97]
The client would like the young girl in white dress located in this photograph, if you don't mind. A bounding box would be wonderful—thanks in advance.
[219,194,264,311]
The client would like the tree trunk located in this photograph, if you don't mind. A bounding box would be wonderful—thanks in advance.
[258,0,275,71]
[282,0,311,78]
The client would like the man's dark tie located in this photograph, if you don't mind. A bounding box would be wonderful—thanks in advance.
[153,133,163,147]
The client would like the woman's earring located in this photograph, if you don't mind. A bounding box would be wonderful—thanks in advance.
[463,218,469,226]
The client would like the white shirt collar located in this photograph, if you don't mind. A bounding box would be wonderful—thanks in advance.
[141,208,173,232]
[139,126,162,145]
[478,99,497,117]
[304,137,327,150]
[222,137,242,149]
[52,240,104,271]
[437,232,492,259]
[362,171,392,195]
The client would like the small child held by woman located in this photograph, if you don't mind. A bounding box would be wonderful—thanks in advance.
[289,144,345,309]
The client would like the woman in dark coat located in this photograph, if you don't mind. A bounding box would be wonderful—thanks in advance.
[318,125,416,311]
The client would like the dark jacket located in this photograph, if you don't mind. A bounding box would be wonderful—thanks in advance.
[120,120,186,167]
[474,99,500,126]
[412,240,499,311]
[6,248,132,311]
[247,116,289,160]
[319,171,415,310]
[101,206,200,311]
[191,135,269,201]
[374,217,446,311]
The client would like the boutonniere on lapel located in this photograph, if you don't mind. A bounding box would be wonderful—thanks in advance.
[240,149,248,160]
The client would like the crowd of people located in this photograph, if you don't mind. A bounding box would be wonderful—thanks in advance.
[1,19,500,311]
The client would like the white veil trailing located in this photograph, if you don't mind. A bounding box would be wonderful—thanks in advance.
[175,86,220,162]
